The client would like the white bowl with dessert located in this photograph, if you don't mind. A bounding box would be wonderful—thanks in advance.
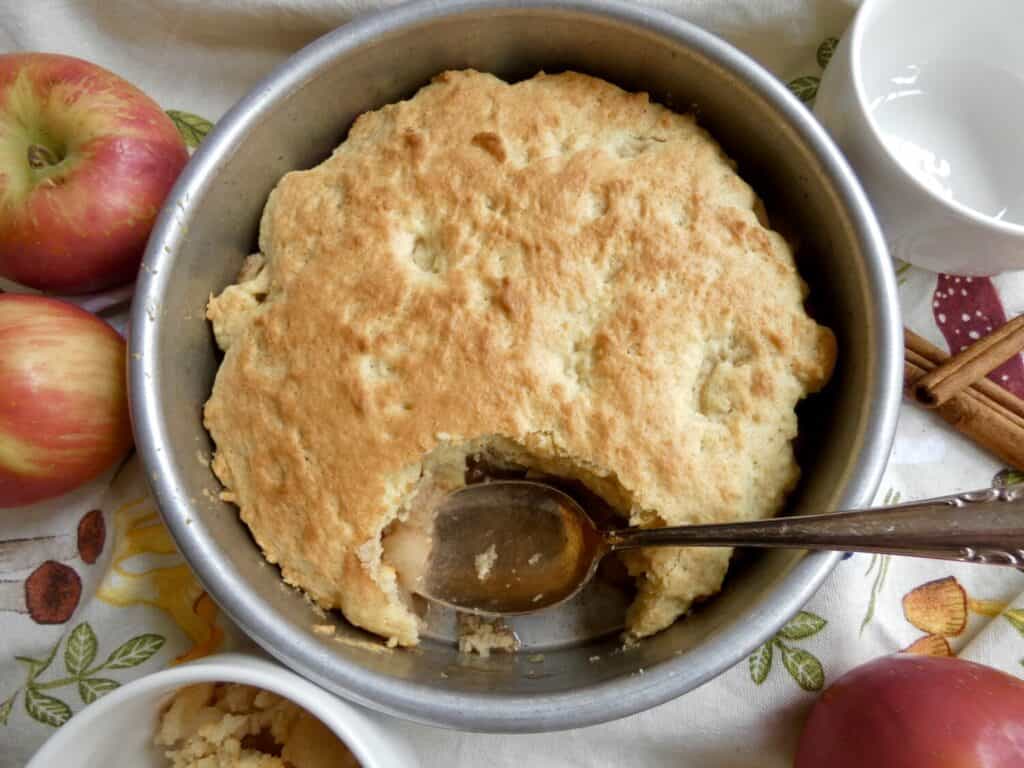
[25,653,416,768]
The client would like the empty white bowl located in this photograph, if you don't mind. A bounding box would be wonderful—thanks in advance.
[26,653,417,768]
[815,0,1024,275]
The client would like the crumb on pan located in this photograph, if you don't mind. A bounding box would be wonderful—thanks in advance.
[457,614,520,657]
[474,543,498,581]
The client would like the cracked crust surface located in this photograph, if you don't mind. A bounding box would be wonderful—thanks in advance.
[204,70,835,646]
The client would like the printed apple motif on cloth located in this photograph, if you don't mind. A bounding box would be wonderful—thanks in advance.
[0,509,106,625]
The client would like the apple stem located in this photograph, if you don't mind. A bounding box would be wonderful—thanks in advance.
[26,143,60,169]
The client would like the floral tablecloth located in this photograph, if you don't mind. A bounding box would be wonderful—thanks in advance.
[3,1,1024,766]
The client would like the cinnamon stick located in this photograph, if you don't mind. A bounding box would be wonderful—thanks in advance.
[907,329,1024,416]
[904,328,1024,469]
[914,314,1024,407]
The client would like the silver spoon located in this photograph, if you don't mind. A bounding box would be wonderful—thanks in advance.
[409,480,1024,615]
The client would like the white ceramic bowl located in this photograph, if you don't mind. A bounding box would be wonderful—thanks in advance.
[815,0,1024,275]
[26,653,418,768]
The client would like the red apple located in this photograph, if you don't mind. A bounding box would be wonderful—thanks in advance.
[0,294,132,507]
[795,655,1024,768]
[0,53,188,294]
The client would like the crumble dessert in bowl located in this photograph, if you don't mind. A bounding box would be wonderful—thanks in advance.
[157,681,360,767]
[203,70,835,649]
[24,654,415,768]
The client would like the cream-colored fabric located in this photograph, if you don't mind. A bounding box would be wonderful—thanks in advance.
[3,2,1024,767]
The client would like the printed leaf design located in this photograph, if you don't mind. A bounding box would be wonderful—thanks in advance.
[996,468,1024,488]
[0,696,13,726]
[2,627,167,728]
[861,554,892,633]
[817,37,839,70]
[15,656,47,680]
[1005,608,1024,635]
[894,261,912,287]
[24,688,71,728]
[787,76,820,103]
[16,639,59,683]
[101,634,165,670]
[749,642,773,685]
[78,678,119,705]
[776,642,826,691]
[777,611,827,640]
[64,623,98,677]
[166,110,213,149]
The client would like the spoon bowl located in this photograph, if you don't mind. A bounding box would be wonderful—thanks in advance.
[417,480,1024,616]
[417,482,603,614]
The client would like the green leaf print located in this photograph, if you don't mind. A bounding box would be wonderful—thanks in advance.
[775,641,825,692]
[749,642,773,685]
[998,469,1024,487]
[64,623,98,677]
[859,488,900,633]
[16,639,60,683]
[15,657,47,682]
[860,554,892,633]
[24,688,71,728]
[1005,608,1024,635]
[166,110,214,149]
[0,696,13,726]
[777,611,827,640]
[78,678,119,705]
[894,261,912,287]
[748,611,829,691]
[2,628,166,728]
[817,37,839,70]
[101,634,165,670]
[787,76,820,103]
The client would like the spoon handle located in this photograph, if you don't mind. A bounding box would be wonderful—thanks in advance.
[605,484,1024,566]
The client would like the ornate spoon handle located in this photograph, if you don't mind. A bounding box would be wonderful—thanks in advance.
[606,485,1024,566]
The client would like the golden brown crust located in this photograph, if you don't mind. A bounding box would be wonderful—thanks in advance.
[204,70,835,646]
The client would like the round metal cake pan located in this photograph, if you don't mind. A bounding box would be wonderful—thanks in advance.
[130,0,902,732]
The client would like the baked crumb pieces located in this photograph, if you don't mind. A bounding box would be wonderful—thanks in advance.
[474,544,498,581]
[457,614,520,657]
